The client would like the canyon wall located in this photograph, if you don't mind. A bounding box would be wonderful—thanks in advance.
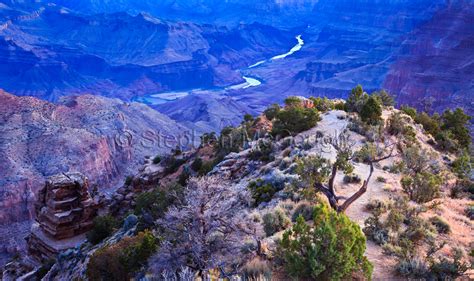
[0,91,187,226]
[384,0,474,119]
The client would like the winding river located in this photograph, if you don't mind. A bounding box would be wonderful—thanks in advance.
[136,34,304,105]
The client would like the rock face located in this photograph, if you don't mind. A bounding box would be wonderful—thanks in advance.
[0,90,189,265]
[28,173,98,260]
[0,90,187,225]
[384,0,474,121]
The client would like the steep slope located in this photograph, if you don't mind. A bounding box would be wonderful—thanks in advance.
[13,105,472,280]
[384,0,474,119]
[155,92,257,134]
[0,90,188,226]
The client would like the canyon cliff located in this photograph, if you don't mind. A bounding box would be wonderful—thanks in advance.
[0,90,188,264]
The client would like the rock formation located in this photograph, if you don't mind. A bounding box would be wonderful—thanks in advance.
[28,173,98,260]
[0,90,187,224]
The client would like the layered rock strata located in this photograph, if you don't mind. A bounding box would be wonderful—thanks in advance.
[28,173,98,260]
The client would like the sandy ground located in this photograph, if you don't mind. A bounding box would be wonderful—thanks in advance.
[300,110,473,280]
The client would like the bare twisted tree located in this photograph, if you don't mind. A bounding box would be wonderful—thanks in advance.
[299,130,395,213]
[150,176,262,277]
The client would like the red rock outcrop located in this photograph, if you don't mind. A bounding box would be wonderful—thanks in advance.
[28,173,98,260]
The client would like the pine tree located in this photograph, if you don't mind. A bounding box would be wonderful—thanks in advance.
[278,203,373,280]
[360,96,382,125]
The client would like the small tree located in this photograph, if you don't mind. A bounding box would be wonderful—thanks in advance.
[297,131,394,213]
[152,155,161,164]
[452,151,472,179]
[263,103,281,120]
[87,231,157,281]
[190,157,203,172]
[346,85,368,113]
[284,96,303,107]
[373,89,395,107]
[272,106,320,137]
[278,203,373,280]
[244,113,254,123]
[151,176,262,275]
[360,96,382,125]
[401,146,432,175]
[441,108,471,149]
[401,172,442,203]
[401,106,417,119]
[87,215,117,245]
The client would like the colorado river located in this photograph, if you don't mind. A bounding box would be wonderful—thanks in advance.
[249,34,304,68]
[136,34,304,104]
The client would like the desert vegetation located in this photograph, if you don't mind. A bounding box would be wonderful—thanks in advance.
[35,89,471,281]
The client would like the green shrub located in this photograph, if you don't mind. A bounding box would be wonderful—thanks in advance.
[124,176,133,186]
[387,112,406,136]
[429,249,469,280]
[284,96,303,107]
[385,209,404,232]
[248,139,274,162]
[346,85,369,113]
[87,231,157,281]
[152,155,161,165]
[401,173,442,203]
[278,203,373,280]
[365,199,387,214]
[262,208,291,236]
[363,212,389,246]
[343,173,362,184]
[414,112,440,137]
[353,143,377,163]
[435,130,458,152]
[164,156,186,174]
[452,152,472,179]
[244,113,254,123]
[373,90,395,107]
[360,96,382,125]
[441,108,471,149]
[271,105,320,137]
[401,106,417,119]
[402,217,434,245]
[389,161,405,174]
[396,258,429,278]
[309,97,334,112]
[87,215,117,245]
[263,103,281,120]
[376,176,387,183]
[429,216,451,234]
[291,202,315,222]
[334,101,346,111]
[190,157,203,172]
[198,160,216,176]
[401,146,431,174]
[248,179,277,205]
[465,205,474,220]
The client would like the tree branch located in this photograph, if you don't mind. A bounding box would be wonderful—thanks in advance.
[337,162,374,213]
